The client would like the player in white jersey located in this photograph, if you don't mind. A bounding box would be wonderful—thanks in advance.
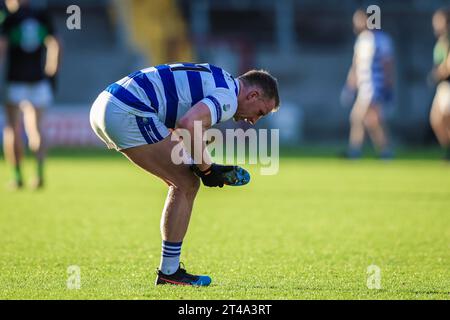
[90,63,280,286]
[342,9,395,159]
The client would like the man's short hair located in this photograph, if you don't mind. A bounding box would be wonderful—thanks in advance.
[238,69,280,110]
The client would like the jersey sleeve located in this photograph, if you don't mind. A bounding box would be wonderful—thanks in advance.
[200,87,238,125]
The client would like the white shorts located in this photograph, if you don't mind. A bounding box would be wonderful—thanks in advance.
[6,80,53,108]
[89,91,170,151]
[434,81,450,115]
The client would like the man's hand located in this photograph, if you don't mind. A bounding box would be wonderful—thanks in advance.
[340,85,356,108]
[190,163,235,188]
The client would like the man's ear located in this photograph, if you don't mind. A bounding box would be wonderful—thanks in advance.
[247,90,258,100]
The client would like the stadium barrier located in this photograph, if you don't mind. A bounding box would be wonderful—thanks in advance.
[0,105,103,147]
[0,102,303,148]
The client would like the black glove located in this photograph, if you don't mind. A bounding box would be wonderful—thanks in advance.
[190,163,235,188]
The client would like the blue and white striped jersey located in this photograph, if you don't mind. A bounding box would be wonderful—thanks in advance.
[104,63,240,129]
[354,30,393,94]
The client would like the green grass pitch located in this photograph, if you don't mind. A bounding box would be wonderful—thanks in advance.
[0,150,449,299]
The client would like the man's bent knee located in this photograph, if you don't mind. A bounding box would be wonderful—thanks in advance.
[170,174,200,199]
[363,116,377,129]
[4,125,21,138]
[350,108,365,126]
[364,108,381,130]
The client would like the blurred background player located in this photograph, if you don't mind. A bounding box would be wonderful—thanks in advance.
[0,0,60,189]
[342,9,395,159]
[429,8,450,161]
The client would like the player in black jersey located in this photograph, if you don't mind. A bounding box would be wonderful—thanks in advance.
[0,0,60,189]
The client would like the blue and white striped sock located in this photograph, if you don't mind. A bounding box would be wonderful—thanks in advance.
[159,240,182,275]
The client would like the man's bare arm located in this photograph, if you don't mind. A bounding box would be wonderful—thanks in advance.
[44,35,61,77]
[176,102,213,171]
[0,36,8,66]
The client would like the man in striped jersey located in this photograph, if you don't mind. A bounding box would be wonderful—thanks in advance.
[342,9,395,159]
[90,63,279,286]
